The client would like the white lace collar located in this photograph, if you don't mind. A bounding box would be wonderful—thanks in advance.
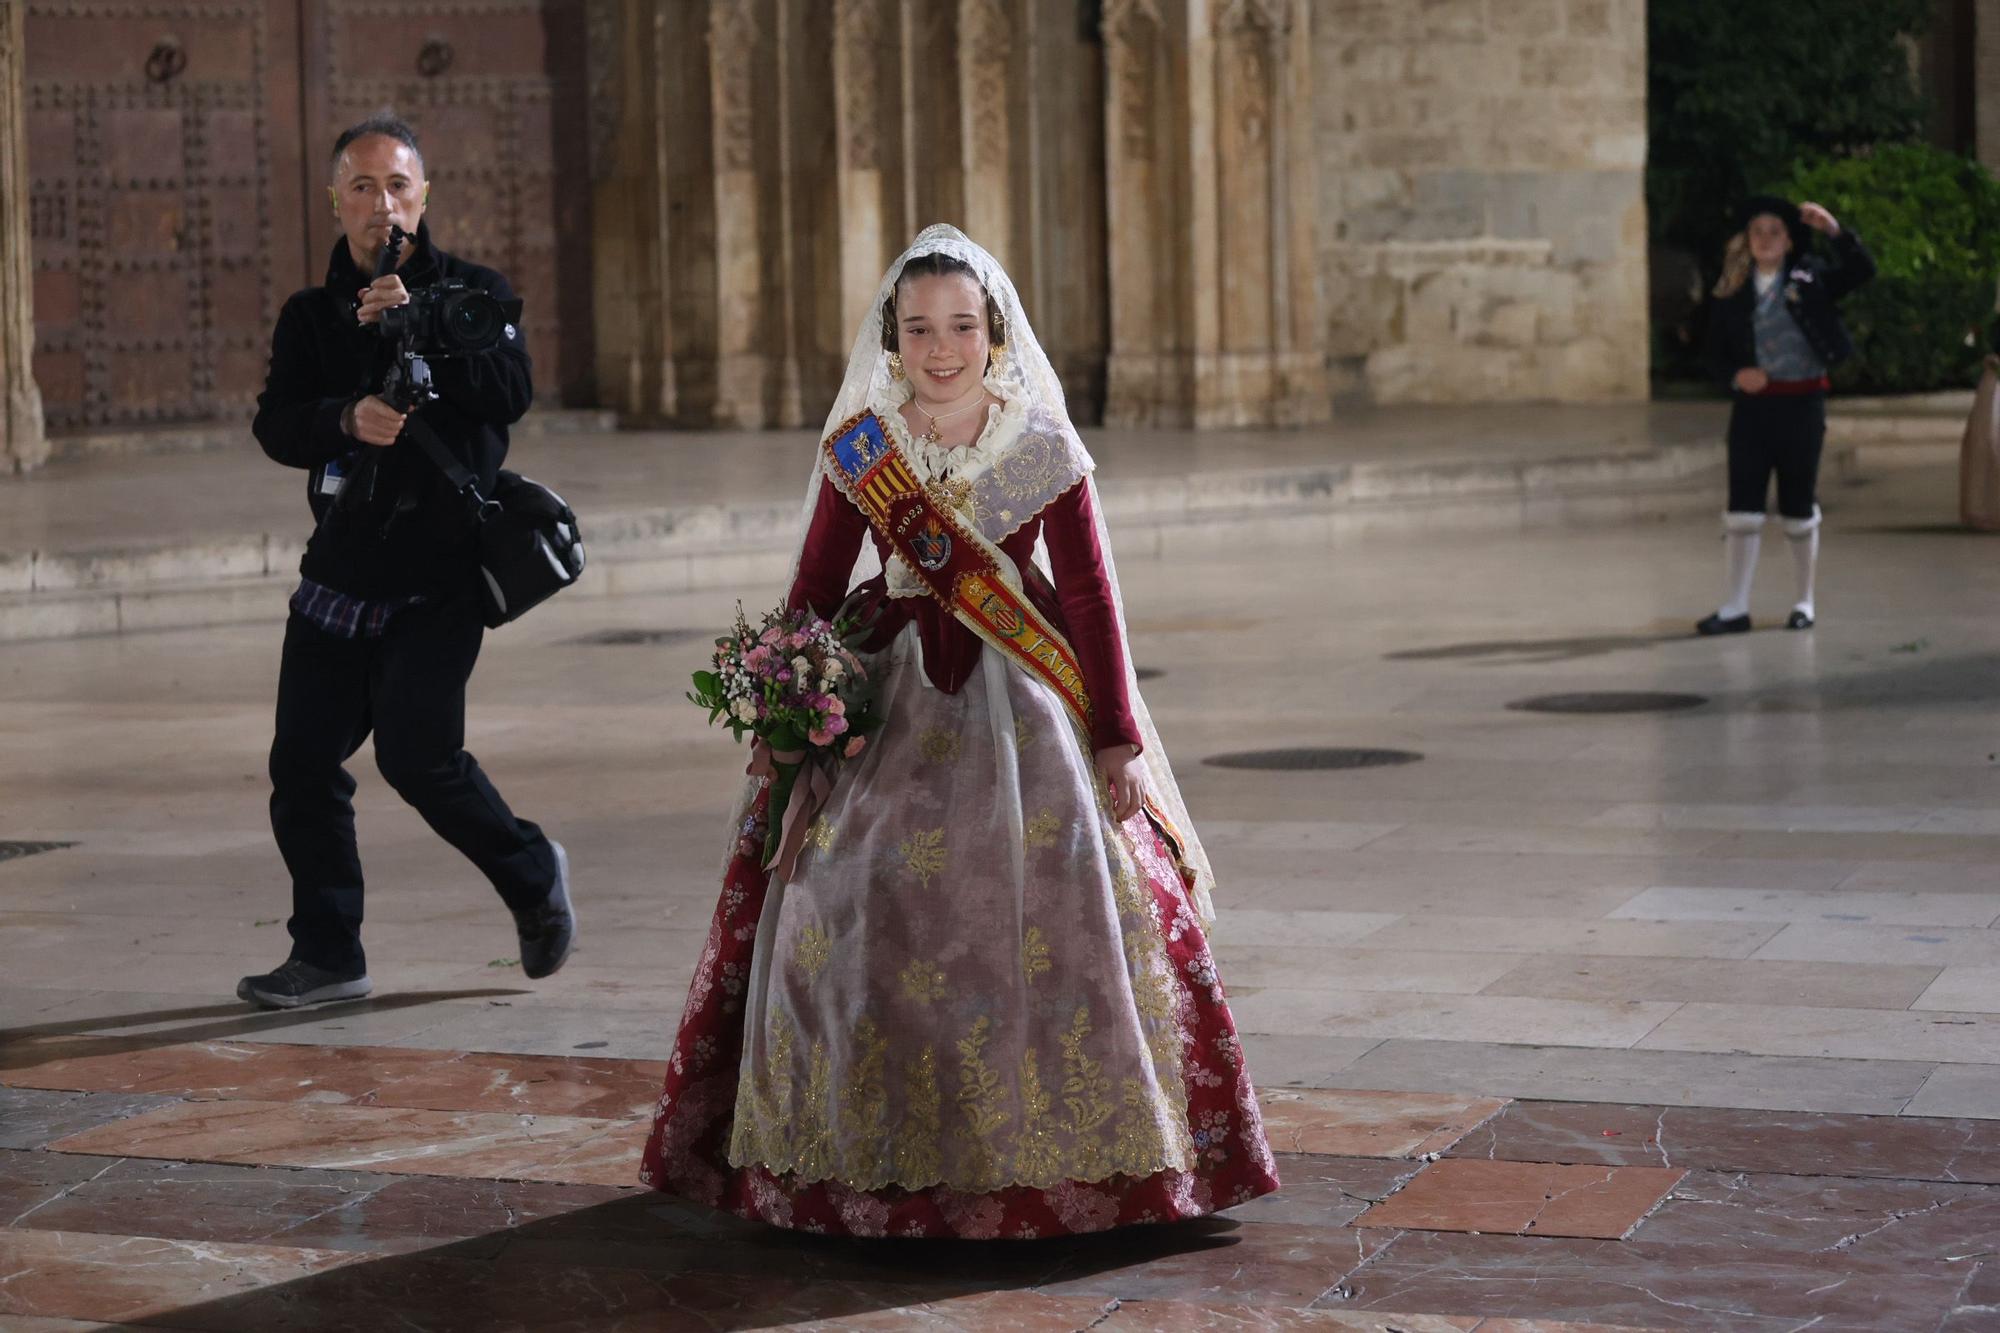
[878,384,1028,486]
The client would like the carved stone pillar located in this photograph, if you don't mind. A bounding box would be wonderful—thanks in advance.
[1978,1,2000,175]
[957,0,1017,270]
[590,0,677,423]
[835,0,897,337]
[1103,0,1326,428]
[0,1,47,474]
[708,0,791,427]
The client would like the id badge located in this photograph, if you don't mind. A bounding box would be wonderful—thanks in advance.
[319,454,353,498]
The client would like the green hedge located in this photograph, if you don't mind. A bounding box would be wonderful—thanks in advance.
[1776,144,2000,392]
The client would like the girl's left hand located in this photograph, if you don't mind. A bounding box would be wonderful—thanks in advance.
[1798,202,1841,236]
[1096,744,1148,823]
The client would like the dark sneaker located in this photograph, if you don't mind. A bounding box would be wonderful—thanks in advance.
[1695,612,1752,636]
[1786,609,1814,630]
[237,958,372,1009]
[514,840,575,980]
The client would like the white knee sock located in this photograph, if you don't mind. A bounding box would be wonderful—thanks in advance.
[1784,506,1821,617]
[1718,511,1764,619]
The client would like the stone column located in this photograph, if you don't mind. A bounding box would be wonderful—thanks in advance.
[1102,0,1326,428]
[708,0,793,428]
[590,0,676,423]
[957,0,1015,267]
[1978,1,2000,174]
[835,0,896,337]
[0,1,47,474]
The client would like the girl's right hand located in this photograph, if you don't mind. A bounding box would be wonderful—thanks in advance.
[747,738,774,779]
[1734,367,1769,394]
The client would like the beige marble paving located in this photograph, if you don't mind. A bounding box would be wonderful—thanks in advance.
[1750,921,2000,967]
[1225,989,1680,1048]
[1607,886,2000,928]
[1636,1002,1999,1065]
[1901,1063,2000,1119]
[1586,802,1941,834]
[1479,955,1942,1010]
[1912,966,2000,1014]
[1214,947,1523,995]
[1350,916,1784,960]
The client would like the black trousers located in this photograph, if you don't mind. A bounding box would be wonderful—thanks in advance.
[268,592,555,974]
[1726,391,1825,519]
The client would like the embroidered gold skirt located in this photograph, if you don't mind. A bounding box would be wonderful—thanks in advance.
[640,625,1278,1237]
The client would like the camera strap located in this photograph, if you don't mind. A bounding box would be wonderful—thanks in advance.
[402,414,499,519]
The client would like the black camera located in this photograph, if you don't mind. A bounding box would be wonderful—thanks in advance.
[365,225,522,414]
[378,282,523,357]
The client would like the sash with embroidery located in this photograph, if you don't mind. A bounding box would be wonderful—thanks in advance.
[823,410,1095,736]
[822,409,1198,872]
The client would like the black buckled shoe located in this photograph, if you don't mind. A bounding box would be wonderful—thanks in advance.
[1786,609,1814,630]
[514,840,575,980]
[1695,612,1752,636]
[237,958,372,1009]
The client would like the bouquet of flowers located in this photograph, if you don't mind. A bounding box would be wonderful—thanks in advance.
[689,602,881,877]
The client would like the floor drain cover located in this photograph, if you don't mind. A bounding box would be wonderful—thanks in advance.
[567,628,711,646]
[1508,692,1708,714]
[1135,667,1165,682]
[1204,748,1422,771]
[0,841,76,863]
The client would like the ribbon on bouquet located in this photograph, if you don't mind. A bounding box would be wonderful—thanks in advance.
[747,744,836,882]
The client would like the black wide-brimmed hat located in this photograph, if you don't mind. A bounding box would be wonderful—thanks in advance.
[1737,194,1807,253]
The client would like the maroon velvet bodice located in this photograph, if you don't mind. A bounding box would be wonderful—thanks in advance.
[787,475,1142,755]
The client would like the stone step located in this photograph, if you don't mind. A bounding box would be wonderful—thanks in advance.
[0,439,1733,645]
[45,407,620,464]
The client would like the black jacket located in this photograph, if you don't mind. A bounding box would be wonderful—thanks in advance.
[1705,228,1876,389]
[253,221,533,600]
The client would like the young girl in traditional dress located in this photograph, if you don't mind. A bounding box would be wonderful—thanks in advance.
[1698,195,1874,634]
[638,226,1279,1238]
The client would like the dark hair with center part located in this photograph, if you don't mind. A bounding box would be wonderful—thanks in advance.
[881,252,1007,352]
[330,113,425,176]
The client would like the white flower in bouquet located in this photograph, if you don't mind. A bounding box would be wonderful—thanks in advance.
[732,698,758,724]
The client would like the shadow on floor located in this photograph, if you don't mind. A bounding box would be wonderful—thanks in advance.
[121,1191,1245,1331]
[0,990,529,1072]
[1384,631,1689,666]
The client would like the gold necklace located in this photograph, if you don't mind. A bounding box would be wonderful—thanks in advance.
[911,386,986,445]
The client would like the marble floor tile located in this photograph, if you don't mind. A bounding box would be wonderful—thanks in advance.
[1321,1230,1969,1330]
[1447,1100,2000,1184]
[1750,921,2000,966]
[1202,910,1405,948]
[1902,1064,2000,1120]
[1633,1170,2000,1262]
[1344,826,1729,860]
[1215,948,1523,995]
[1697,828,2000,865]
[1836,861,2000,895]
[1606,886,2000,928]
[1238,1035,1384,1088]
[45,1098,645,1188]
[1255,1089,1508,1159]
[1636,1001,1998,1064]
[1035,1220,1393,1308]
[1586,802,1936,834]
[1226,990,1681,1049]
[1097,1302,1482,1330]
[0,1036,666,1118]
[1934,1263,2000,1333]
[0,1087,181,1151]
[0,1148,122,1225]
[1913,966,2000,1014]
[4,1155,656,1255]
[1478,955,1942,1010]
[0,1227,362,1325]
[1355,1159,1684,1240]
[1224,1154,1422,1230]
[1347,917,1783,961]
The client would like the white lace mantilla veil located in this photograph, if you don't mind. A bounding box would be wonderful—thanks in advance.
[752,223,1217,923]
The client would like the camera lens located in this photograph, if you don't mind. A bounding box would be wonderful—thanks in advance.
[441,291,503,351]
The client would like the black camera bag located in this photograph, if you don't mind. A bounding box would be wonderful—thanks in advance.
[404,415,585,628]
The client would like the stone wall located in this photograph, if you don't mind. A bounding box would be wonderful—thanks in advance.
[1314,0,1649,404]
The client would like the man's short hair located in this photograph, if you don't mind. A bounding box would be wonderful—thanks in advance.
[330,114,424,176]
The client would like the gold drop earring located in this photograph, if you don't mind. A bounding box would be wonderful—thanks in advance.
[887,351,906,382]
[988,341,1008,376]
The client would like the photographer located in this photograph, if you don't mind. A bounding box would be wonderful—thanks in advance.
[241,114,574,1009]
